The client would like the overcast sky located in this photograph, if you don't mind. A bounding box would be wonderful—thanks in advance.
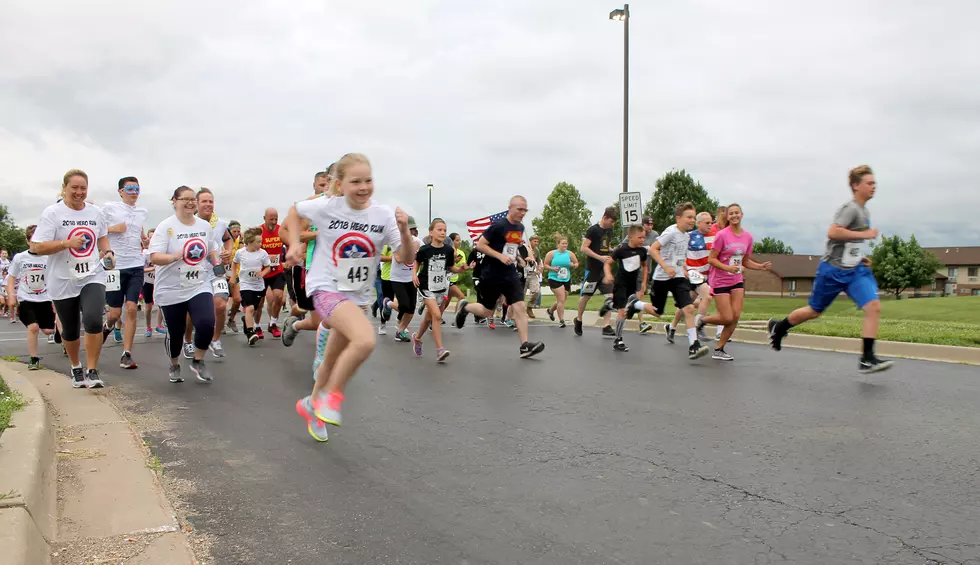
[2,1,978,254]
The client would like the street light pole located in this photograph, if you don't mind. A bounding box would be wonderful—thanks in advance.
[427,184,433,225]
[609,4,630,194]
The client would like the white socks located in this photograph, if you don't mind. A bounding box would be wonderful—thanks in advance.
[686,328,697,345]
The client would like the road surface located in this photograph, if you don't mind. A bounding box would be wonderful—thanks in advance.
[2,317,978,564]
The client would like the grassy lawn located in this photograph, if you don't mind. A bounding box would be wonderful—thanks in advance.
[538,294,980,348]
[0,375,28,434]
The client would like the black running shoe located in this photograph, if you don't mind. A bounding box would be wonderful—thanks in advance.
[519,341,545,359]
[598,297,613,317]
[767,318,784,351]
[71,367,86,388]
[613,338,629,352]
[454,300,470,329]
[859,356,894,374]
[602,325,616,339]
[665,324,676,344]
[573,318,583,336]
[625,294,639,320]
[688,341,709,360]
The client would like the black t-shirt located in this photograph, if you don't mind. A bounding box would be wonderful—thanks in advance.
[584,223,612,273]
[479,218,524,281]
[468,249,484,280]
[611,243,648,292]
[415,243,454,292]
[517,244,530,281]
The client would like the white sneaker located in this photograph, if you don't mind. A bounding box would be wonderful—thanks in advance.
[209,340,226,359]
[378,324,387,336]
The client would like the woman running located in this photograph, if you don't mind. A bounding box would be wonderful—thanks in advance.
[696,204,771,361]
[543,233,578,328]
[440,232,470,320]
[284,153,413,443]
[30,169,113,388]
[230,227,272,346]
[149,186,220,384]
[411,220,462,362]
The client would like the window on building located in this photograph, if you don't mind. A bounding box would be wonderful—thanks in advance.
[969,267,978,277]
[931,281,937,290]
[948,267,958,278]
[789,280,797,291]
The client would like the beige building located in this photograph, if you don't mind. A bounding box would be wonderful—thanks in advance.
[923,246,980,296]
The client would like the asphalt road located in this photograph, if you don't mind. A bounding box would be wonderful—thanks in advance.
[2,314,979,565]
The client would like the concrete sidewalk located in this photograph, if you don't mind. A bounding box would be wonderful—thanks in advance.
[0,360,198,565]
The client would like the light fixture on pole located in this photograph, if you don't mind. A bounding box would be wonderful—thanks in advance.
[427,184,433,225]
[609,4,629,194]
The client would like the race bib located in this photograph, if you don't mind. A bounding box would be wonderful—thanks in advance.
[24,269,45,293]
[427,261,448,291]
[557,266,570,281]
[337,257,375,292]
[623,255,641,273]
[105,269,121,292]
[729,254,743,268]
[145,269,155,283]
[687,270,705,285]
[68,255,95,280]
[841,241,866,268]
[211,278,229,295]
[503,243,519,259]
[674,257,685,267]
[269,255,281,267]
[240,269,260,284]
[582,281,597,294]
[179,265,204,288]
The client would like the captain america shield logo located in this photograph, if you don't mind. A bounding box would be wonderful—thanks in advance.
[330,232,376,267]
[182,238,208,265]
[67,227,96,258]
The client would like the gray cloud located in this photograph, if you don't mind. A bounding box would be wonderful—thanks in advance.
[2,0,978,255]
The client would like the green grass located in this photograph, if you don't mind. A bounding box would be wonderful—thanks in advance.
[538,294,980,348]
[0,376,28,433]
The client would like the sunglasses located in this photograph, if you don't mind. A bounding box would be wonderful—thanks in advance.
[122,185,140,194]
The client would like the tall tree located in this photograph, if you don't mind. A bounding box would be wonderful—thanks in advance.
[531,182,593,283]
[0,205,29,256]
[869,234,943,299]
[754,237,794,255]
[644,170,719,233]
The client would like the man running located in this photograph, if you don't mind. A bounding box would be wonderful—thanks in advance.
[574,206,618,338]
[182,188,233,358]
[101,176,148,369]
[255,208,285,338]
[455,196,545,358]
[768,165,893,373]
[523,235,541,319]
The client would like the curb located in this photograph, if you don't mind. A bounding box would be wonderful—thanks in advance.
[0,361,56,565]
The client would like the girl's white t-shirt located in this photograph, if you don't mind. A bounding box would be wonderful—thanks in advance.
[147,215,217,307]
[31,201,108,300]
[389,235,423,284]
[295,196,402,306]
[233,248,271,292]
[8,252,50,302]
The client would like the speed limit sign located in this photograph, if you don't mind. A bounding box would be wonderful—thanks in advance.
[618,192,643,225]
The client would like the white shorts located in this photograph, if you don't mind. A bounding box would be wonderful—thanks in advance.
[419,288,447,302]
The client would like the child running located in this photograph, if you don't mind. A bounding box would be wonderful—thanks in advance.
[768,165,893,373]
[284,153,414,443]
[411,219,462,362]
[599,225,649,352]
[230,227,272,346]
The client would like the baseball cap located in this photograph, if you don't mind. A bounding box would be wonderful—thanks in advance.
[407,216,418,230]
[642,215,653,225]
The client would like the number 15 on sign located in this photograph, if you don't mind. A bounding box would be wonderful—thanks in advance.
[619,192,643,225]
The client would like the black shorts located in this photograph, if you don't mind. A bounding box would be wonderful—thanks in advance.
[580,268,613,297]
[391,281,417,315]
[548,278,571,291]
[263,272,286,292]
[240,289,267,309]
[292,266,314,311]
[106,266,144,308]
[477,276,525,311]
[711,282,745,295]
[612,284,639,309]
[649,278,694,315]
[19,301,56,330]
[142,283,155,304]
[284,267,296,302]
[381,279,394,301]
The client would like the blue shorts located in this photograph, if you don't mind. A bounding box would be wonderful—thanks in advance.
[808,261,878,313]
[106,267,145,308]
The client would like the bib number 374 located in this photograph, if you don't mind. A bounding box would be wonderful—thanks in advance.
[337,257,375,292]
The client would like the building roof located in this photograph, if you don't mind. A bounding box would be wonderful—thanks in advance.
[754,253,948,280]
[922,246,980,266]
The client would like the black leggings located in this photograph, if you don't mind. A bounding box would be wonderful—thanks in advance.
[53,282,106,341]
[161,292,216,358]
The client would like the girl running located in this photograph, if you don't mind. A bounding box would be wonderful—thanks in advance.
[439,232,470,320]
[411,220,462,363]
[230,227,272,346]
[284,153,413,443]
[7,225,56,370]
[543,234,578,328]
[141,230,166,337]
[696,204,771,360]
[30,169,113,389]
[149,186,220,384]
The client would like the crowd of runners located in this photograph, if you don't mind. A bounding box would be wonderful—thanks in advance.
[3,158,894,442]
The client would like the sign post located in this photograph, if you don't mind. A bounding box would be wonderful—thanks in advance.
[618,191,643,226]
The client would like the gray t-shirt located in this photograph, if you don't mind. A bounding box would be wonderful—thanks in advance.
[823,200,871,269]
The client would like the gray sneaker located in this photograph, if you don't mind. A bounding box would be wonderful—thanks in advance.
[665,324,676,344]
[169,364,184,383]
[297,396,330,442]
[209,340,226,359]
[85,369,105,388]
[71,367,86,388]
[182,341,194,359]
[281,316,300,347]
[712,348,734,361]
[191,360,213,383]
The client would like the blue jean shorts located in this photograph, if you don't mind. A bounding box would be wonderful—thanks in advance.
[808,261,878,313]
